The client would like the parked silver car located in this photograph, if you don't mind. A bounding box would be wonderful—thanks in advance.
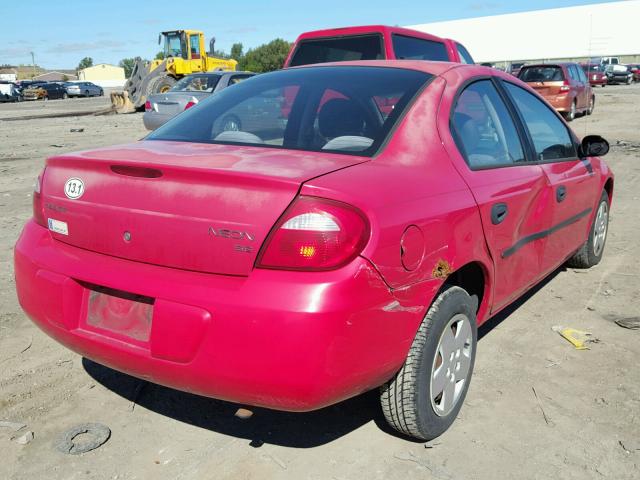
[143,71,255,130]
[64,81,104,97]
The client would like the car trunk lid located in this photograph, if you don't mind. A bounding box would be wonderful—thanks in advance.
[41,140,367,276]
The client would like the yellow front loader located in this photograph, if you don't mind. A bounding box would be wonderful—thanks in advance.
[111,29,237,113]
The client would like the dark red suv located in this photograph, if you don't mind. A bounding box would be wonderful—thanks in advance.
[519,63,595,121]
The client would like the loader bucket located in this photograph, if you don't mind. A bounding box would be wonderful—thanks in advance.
[110,91,137,114]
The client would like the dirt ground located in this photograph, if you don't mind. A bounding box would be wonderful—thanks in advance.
[0,87,639,480]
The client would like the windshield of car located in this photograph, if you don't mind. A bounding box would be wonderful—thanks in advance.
[147,66,432,156]
[519,66,564,82]
[171,75,221,93]
[288,35,384,67]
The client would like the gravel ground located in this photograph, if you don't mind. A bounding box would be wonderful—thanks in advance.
[0,87,639,480]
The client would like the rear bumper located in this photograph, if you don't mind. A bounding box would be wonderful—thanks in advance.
[15,221,428,411]
[143,112,173,131]
[546,94,572,112]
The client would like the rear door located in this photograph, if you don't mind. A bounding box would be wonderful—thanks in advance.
[501,81,600,272]
[442,74,552,311]
[568,65,585,109]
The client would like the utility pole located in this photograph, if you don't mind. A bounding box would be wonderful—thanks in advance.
[30,51,36,78]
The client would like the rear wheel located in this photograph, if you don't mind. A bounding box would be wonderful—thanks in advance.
[380,286,477,440]
[62,92,68,100]
[587,96,595,115]
[149,75,177,95]
[564,100,577,121]
[567,191,609,268]
[84,90,90,97]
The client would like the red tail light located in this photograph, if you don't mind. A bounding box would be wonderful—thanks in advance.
[33,169,46,227]
[184,100,197,110]
[256,196,369,271]
[144,100,152,112]
[559,81,570,92]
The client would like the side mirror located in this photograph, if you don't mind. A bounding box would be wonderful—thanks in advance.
[158,34,162,45]
[580,135,609,157]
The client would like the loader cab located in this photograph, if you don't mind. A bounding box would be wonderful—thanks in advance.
[161,30,204,61]
[160,30,207,74]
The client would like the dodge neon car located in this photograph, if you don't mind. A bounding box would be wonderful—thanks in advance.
[15,61,613,440]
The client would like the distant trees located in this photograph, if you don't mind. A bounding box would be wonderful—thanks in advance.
[155,51,165,60]
[77,57,93,70]
[119,58,137,78]
[237,39,292,73]
[230,43,244,62]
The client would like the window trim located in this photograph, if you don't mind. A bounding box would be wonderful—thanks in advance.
[449,76,537,171]
[391,33,449,62]
[287,33,386,67]
[498,79,580,164]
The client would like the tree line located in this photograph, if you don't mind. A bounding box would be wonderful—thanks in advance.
[117,39,292,78]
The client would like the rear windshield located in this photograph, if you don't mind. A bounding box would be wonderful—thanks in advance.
[288,35,384,67]
[147,66,432,157]
[172,74,220,93]
[518,66,564,82]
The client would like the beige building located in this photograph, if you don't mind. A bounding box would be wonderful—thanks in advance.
[77,63,125,88]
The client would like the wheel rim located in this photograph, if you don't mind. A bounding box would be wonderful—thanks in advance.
[589,97,594,113]
[430,313,473,417]
[570,102,576,119]
[593,201,608,257]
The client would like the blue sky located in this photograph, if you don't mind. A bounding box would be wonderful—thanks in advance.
[0,0,620,69]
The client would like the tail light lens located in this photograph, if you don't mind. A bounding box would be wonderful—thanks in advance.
[144,100,152,112]
[33,169,46,227]
[184,100,197,110]
[256,196,369,271]
[559,81,570,92]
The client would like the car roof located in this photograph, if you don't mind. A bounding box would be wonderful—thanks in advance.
[295,25,446,44]
[290,59,468,76]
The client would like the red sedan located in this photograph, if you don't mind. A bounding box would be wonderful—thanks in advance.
[15,61,613,441]
[581,63,608,87]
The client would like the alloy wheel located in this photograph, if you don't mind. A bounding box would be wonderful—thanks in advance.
[593,201,608,257]
[430,313,473,417]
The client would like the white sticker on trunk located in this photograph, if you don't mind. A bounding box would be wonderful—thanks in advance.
[48,218,69,236]
[64,177,84,199]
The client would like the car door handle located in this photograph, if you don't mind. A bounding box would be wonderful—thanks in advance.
[491,203,508,225]
[556,185,567,202]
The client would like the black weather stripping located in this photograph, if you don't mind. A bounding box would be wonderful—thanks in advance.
[501,208,592,259]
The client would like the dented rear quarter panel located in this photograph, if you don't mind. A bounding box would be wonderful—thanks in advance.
[302,75,495,324]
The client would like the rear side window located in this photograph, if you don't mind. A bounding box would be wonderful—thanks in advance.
[452,80,526,169]
[288,35,384,67]
[576,67,588,83]
[456,43,475,64]
[392,34,448,61]
[519,66,564,82]
[503,83,576,161]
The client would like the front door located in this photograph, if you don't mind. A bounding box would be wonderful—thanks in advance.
[502,81,599,272]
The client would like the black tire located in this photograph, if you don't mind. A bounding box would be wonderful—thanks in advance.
[62,92,68,100]
[563,100,577,122]
[99,89,104,96]
[380,286,477,440]
[84,90,90,97]
[148,75,177,95]
[567,191,610,269]
[587,95,595,115]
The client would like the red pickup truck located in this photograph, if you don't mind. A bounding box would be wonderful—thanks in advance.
[284,25,475,67]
